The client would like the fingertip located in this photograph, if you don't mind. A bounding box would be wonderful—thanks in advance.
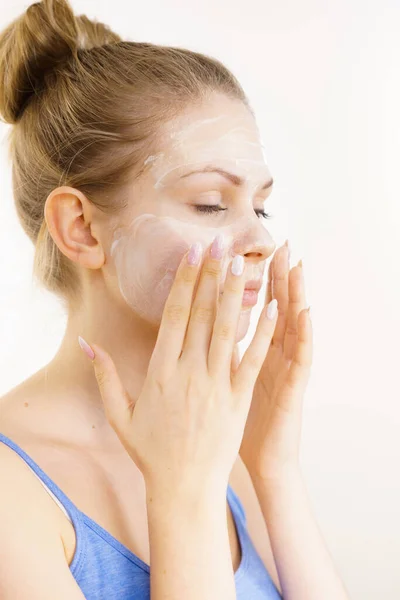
[90,343,113,367]
[186,241,203,267]
[78,336,96,361]
[90,342,102,363]
[265,298,278,320]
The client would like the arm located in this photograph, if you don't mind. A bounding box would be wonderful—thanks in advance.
[251,468,350,600]
[146,482,236,600]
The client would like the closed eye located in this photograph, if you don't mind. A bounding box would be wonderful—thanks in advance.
[193,205,273,219]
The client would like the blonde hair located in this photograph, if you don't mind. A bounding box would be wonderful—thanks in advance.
[0,0,249,308]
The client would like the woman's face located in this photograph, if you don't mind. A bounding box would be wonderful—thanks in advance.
[106,94,276,343]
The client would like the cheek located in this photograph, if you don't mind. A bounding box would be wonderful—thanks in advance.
[108,213,264,328]
[110,218,189,324]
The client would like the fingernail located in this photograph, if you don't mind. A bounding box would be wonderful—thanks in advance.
[231,254,244,276]
[307,305,311,319]
[78,336,95,360]
[297,259,303,269]
[266,298,278,320]
[187,241,203,266]
[210,234,225,260]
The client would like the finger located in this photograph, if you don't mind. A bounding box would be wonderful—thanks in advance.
[181,234,225,361]
[265,255,273,305]
[89,342,134,433]
[275,308,312,413]
[284,261,307,361]
[270,244,290,350]
[150,241,203,373]
[232,298,279,397]
[207,254,247,378]
[230,343,241,377]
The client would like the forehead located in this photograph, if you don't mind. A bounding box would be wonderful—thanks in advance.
[146,97,271,186]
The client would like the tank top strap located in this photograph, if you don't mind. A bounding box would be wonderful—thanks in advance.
[0,431,83,524]
[0,431,247,529]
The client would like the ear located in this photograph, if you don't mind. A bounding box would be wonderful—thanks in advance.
[44,186,105,270]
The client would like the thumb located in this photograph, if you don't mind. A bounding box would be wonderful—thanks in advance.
[78,336,133,432]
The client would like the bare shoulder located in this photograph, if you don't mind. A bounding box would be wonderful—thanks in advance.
[0,441,85,599]
[0,387,67,548]
[0,437,62,533]
[229,457,282,595]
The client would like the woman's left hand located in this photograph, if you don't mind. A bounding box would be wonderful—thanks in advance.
[232,241,313,481]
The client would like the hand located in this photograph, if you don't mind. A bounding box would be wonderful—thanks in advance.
[81,236,280,495]
[234,241,313,481]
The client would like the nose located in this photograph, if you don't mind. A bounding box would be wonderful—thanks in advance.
[232,230,276,265]
[227,201,275,260]
[242,243,275,263]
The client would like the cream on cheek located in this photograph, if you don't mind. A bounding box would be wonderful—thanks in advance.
[109,214,186,324]
[109,212,269,325]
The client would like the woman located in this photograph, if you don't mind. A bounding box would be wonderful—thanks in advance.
[0,1,349,599]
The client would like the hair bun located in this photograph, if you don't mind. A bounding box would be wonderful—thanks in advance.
[0,0,121,124]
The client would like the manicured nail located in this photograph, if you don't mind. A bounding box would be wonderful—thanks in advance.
[187,242,203,265]
[266,298,278,320]
[231,254,244,276]
[78,336,95,360]
[210,234,225,260]
[297,259,303,269]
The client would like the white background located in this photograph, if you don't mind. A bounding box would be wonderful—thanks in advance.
[1,1,399,598]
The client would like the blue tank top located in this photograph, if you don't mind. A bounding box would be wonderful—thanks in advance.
[0,432,282,599]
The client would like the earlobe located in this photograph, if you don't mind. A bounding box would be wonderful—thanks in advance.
[44,186,106,270]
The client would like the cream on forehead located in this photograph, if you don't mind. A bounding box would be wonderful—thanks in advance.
[144,116,270,190]
[168,115,227,140]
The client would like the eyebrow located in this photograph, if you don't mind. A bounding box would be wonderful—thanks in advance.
[179,166,274,190]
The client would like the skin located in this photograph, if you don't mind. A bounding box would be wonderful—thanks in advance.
[7,92,276,454]
[79,94,348,600]
[1,90,349,600]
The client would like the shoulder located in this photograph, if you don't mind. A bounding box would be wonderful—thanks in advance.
[0,438,60,530]
[229,456,282,595]
[0,444,84,599]
[0,413,67,553]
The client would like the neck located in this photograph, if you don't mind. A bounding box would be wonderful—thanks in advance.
[40,291,159,450]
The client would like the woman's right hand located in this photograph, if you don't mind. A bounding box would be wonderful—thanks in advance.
[84,236,278,495]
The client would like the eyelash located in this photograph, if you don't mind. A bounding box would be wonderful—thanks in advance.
[193,205,273,219]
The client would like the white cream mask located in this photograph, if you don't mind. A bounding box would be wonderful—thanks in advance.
[109,212,271,325]
[146,115,271,197]
[108,104,275,325]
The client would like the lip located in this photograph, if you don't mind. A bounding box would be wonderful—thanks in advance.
[220,279,263,293]
[220,279,262,308]
[242,289,259,306]
[244,279,262,292]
